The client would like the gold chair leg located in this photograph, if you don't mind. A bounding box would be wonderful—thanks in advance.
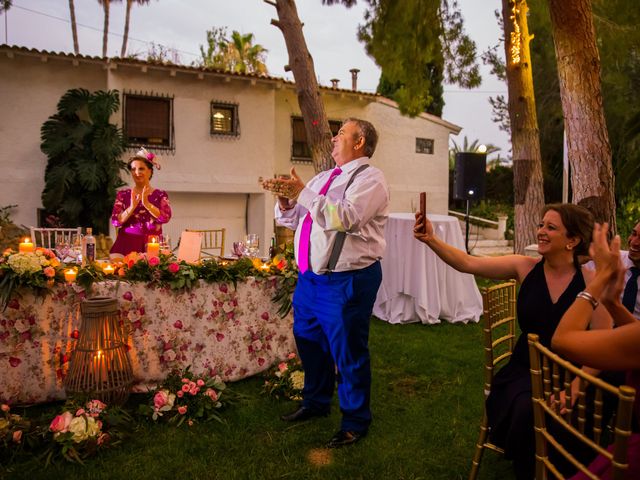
[469,411,490,480]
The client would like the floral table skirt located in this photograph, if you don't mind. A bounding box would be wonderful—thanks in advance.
[0,278,294,404]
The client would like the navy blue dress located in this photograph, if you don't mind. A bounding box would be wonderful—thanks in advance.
[485,259,585,479]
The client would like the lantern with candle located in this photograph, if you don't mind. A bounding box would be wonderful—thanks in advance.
[64,297,134,405]
[18,238,34,254]
[64,268,77,283]
[146,236,160,259]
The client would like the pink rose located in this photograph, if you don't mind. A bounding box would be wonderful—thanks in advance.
[196,379,205,387]
[258,357,265,366]
[12,430,22,443]
[75,408,85,416]
[178,406,187,415]
[123,291,133,301]
[181,384,190,393]
[278,362,288,372]
[9,357,21,367]
[216,333,225,342]
[188,420,194,427]
[148,256,160,267]
[168,263,180,273]
[49,411,73,433]
[261,312,269,320]
[43,266,56,278]
[177,390,184,398]
[154,390,169,410]
[287,352,297,360]
[181,378,190,383]
[205,388,218,402]
[173,320,183,329]
[1,404,9,412]
[97,432,110,446]
[219,284,228,293]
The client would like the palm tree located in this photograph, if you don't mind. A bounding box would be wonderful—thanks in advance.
[98,0,122,57]
[68,0,79,55]
[121,0,152,58]
[448,136,500,169]
[225,31,268,75]
[1,0,12,44]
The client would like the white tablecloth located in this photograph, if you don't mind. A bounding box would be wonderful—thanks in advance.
[373,213,483,325]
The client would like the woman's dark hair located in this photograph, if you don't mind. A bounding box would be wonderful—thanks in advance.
[542,203,594,260]
[128,158,154,179]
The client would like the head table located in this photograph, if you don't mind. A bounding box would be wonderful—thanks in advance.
[373,213,483,325]
[0,278,294,405]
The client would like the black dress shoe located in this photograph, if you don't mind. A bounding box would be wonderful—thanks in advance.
[280,407,328,422]
[326,429,366,448]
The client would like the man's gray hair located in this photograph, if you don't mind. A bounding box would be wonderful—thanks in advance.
[343,117,378,158]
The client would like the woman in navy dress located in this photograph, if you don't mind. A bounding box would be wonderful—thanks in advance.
[414,203,611,479]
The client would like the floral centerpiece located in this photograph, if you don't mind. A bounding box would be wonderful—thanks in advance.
[262,352,304,401]
[0,403,36,464]
[0,248,61,309]
[139,367,227,427]
[44,398,130,465]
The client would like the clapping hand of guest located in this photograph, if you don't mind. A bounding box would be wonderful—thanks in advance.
[413,212,435,244]
[589,223,625,305]
[130,189,142,209]
[141,185,153,211]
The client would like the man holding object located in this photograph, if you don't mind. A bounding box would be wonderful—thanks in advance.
[261,118,389,448]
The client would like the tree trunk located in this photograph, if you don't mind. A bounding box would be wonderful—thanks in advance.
[267,0,333,173]
[502,0,545,254]
[68,0,79,55]
[121,0,132,57]
[548,0,616,228]
[102,0,109,58]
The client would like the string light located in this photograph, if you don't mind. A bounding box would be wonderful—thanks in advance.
[509,1,522,65]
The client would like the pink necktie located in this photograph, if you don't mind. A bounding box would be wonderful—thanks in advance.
[297,167,342,274]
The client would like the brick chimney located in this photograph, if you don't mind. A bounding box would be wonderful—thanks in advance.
[349,68,360,91]
[330,78,340,88]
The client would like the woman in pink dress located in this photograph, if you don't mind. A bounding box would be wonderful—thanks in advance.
[110,147,172,256]
[553,223,640,480]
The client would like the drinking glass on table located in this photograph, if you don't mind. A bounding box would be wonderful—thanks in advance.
[71,234,83,263]
[233,241,245,257]
[55,239,70,260]
[245,234,259,257]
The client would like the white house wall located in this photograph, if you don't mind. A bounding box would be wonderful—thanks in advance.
[0,47,459,257]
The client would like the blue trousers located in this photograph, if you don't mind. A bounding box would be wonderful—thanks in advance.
[292,261,382,433]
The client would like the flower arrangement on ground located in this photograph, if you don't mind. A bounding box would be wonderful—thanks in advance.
[139,367,227,427]
[0,248,61,309]
[262,352,304,401]
[44,398,130,465]
[0,403,37,464]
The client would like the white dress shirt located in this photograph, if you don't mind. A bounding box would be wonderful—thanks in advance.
[275,157,389,274]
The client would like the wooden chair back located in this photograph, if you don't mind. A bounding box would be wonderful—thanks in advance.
[469,280,517,480]
[30,227,82,250]
[528,333,636,480]
[186,228,226,258]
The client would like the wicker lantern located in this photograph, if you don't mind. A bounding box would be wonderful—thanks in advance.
[64,296,134,405]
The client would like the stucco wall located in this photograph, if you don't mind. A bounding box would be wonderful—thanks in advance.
[0,48,458,257]
[0,54,105,228]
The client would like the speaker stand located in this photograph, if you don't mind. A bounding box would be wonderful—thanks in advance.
[465,199,471,254]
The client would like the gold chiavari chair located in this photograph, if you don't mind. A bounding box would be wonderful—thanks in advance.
[528,333,636,480]
[469,280,517,480]
[186,228,226,258]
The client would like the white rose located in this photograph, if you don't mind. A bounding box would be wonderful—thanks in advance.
[68,416,90,443]
[290,371,305,391]
[14,319,30,333]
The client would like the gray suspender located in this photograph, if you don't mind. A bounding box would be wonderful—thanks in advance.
[326,164,370,271]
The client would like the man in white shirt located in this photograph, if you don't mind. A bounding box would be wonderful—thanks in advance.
[262,118,389,448]
[620,220,640,318]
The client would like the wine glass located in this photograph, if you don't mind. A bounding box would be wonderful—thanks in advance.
[71,234,83,263]
[233,241,245,257]
[245,234,259,258]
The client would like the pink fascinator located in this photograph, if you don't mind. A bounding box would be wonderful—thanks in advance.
[133,147,161,170]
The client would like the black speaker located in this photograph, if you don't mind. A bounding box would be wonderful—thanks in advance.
[453,152,486,200]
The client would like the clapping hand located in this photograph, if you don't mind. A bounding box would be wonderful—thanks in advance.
[260,167,304,201]
[141,185,152,210]
[589,223,624,306]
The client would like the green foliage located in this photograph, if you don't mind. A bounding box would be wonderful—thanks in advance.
[0,205,17,226]
[40,88,126,234]
[355,0,480,116]
[198,28,268,74]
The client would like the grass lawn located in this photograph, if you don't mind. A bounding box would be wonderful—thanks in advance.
[2,318,517,480]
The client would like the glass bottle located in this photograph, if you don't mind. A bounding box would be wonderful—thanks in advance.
[84,227,96,264]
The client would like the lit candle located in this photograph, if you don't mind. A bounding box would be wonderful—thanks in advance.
[146,237,160,259]
[260,262,270,271]
[103,264,115,275]
[94,350,108,382]
[64,268,77,283]
[18,238,34,254]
